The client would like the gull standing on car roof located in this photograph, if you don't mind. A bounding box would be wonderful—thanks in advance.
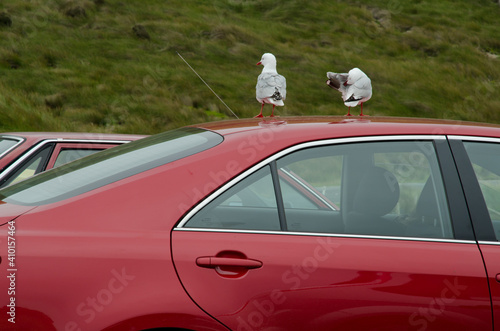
[255,53,286,118]
[326,68,372,116]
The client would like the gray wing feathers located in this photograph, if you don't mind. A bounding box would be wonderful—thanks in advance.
[326,72,349,97]
[327,72,348,91]
[327,72,348,84]
[256,73,287,100]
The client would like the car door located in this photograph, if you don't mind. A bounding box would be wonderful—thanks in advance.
[449,136,500,330]
[172,136,492,331]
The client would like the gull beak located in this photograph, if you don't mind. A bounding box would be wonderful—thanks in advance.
[257,61,262,65]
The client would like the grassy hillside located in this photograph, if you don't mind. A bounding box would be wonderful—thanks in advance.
[0,0,499,134]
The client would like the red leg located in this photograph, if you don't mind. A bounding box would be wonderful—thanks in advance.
[270,105,275,117]
[254,103,264,118]
[359,103,364,116]
[346,107,352,116]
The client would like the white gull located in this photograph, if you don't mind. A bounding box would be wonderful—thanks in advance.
[255,53,286,118]
[326,68,372,116]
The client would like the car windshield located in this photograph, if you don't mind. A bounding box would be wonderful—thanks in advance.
[0,127,223,206]
[0,137,22,159]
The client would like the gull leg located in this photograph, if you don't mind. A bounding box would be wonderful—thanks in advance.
[270,105,275,117]
[254,103,265,118]
[359,103,364,116]
[346,107,352,116]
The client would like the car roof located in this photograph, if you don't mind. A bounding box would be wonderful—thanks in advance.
[0,132,147,142]
[192,116,500,139]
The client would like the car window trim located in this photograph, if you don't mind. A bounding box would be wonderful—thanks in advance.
[478,241,500,246]
[177,227,476,244]
[270,160,288,231]
[448,136,498,242]
[0,135,25,159]
[176,135,464,241]
[0,138,132,183]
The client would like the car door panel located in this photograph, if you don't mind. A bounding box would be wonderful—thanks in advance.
[172,231,491,330]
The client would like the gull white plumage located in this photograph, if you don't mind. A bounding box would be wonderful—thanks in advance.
[326,68,372,116]
[255,53,286,118]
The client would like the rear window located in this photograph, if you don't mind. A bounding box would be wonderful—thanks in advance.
[0,127,223,206]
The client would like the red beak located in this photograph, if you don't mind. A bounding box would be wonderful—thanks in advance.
[257,61,262,65]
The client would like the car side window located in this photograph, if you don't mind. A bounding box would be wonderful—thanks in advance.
[364,144,452,238]
[277,148,343,233]
[185,166,281,231]
[53,149,103,168]
[0,143,53,188]
[184,140,454,239]
[279,153,342,208]
[0,138,21,158]
[463,141,500,241]
[276,141,453,238]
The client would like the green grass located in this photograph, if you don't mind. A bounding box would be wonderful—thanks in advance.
[0,0,499,134]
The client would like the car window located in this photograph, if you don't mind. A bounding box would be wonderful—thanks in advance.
[280,153,341,209]
[186,166,281,231]
[184,140,454,239]
[53,148,103,168]
[0,128,223,206]
[0,143,53,188]
[463,141,500,240]
[0,138,22,158]
[9,158,43,185]
[277,148,342,233]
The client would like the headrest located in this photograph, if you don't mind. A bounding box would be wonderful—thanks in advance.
[352,166,400,216]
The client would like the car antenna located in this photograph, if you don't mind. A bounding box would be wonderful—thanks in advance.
[176,52,239,119]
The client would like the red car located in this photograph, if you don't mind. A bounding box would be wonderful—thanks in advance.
[1,116,500,330]
[0,132,146,188]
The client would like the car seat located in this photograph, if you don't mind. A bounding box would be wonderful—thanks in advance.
[345,166,405,236]
[405,176,446,238]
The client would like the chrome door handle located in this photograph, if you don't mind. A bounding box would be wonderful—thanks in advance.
[196,256,263,269]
